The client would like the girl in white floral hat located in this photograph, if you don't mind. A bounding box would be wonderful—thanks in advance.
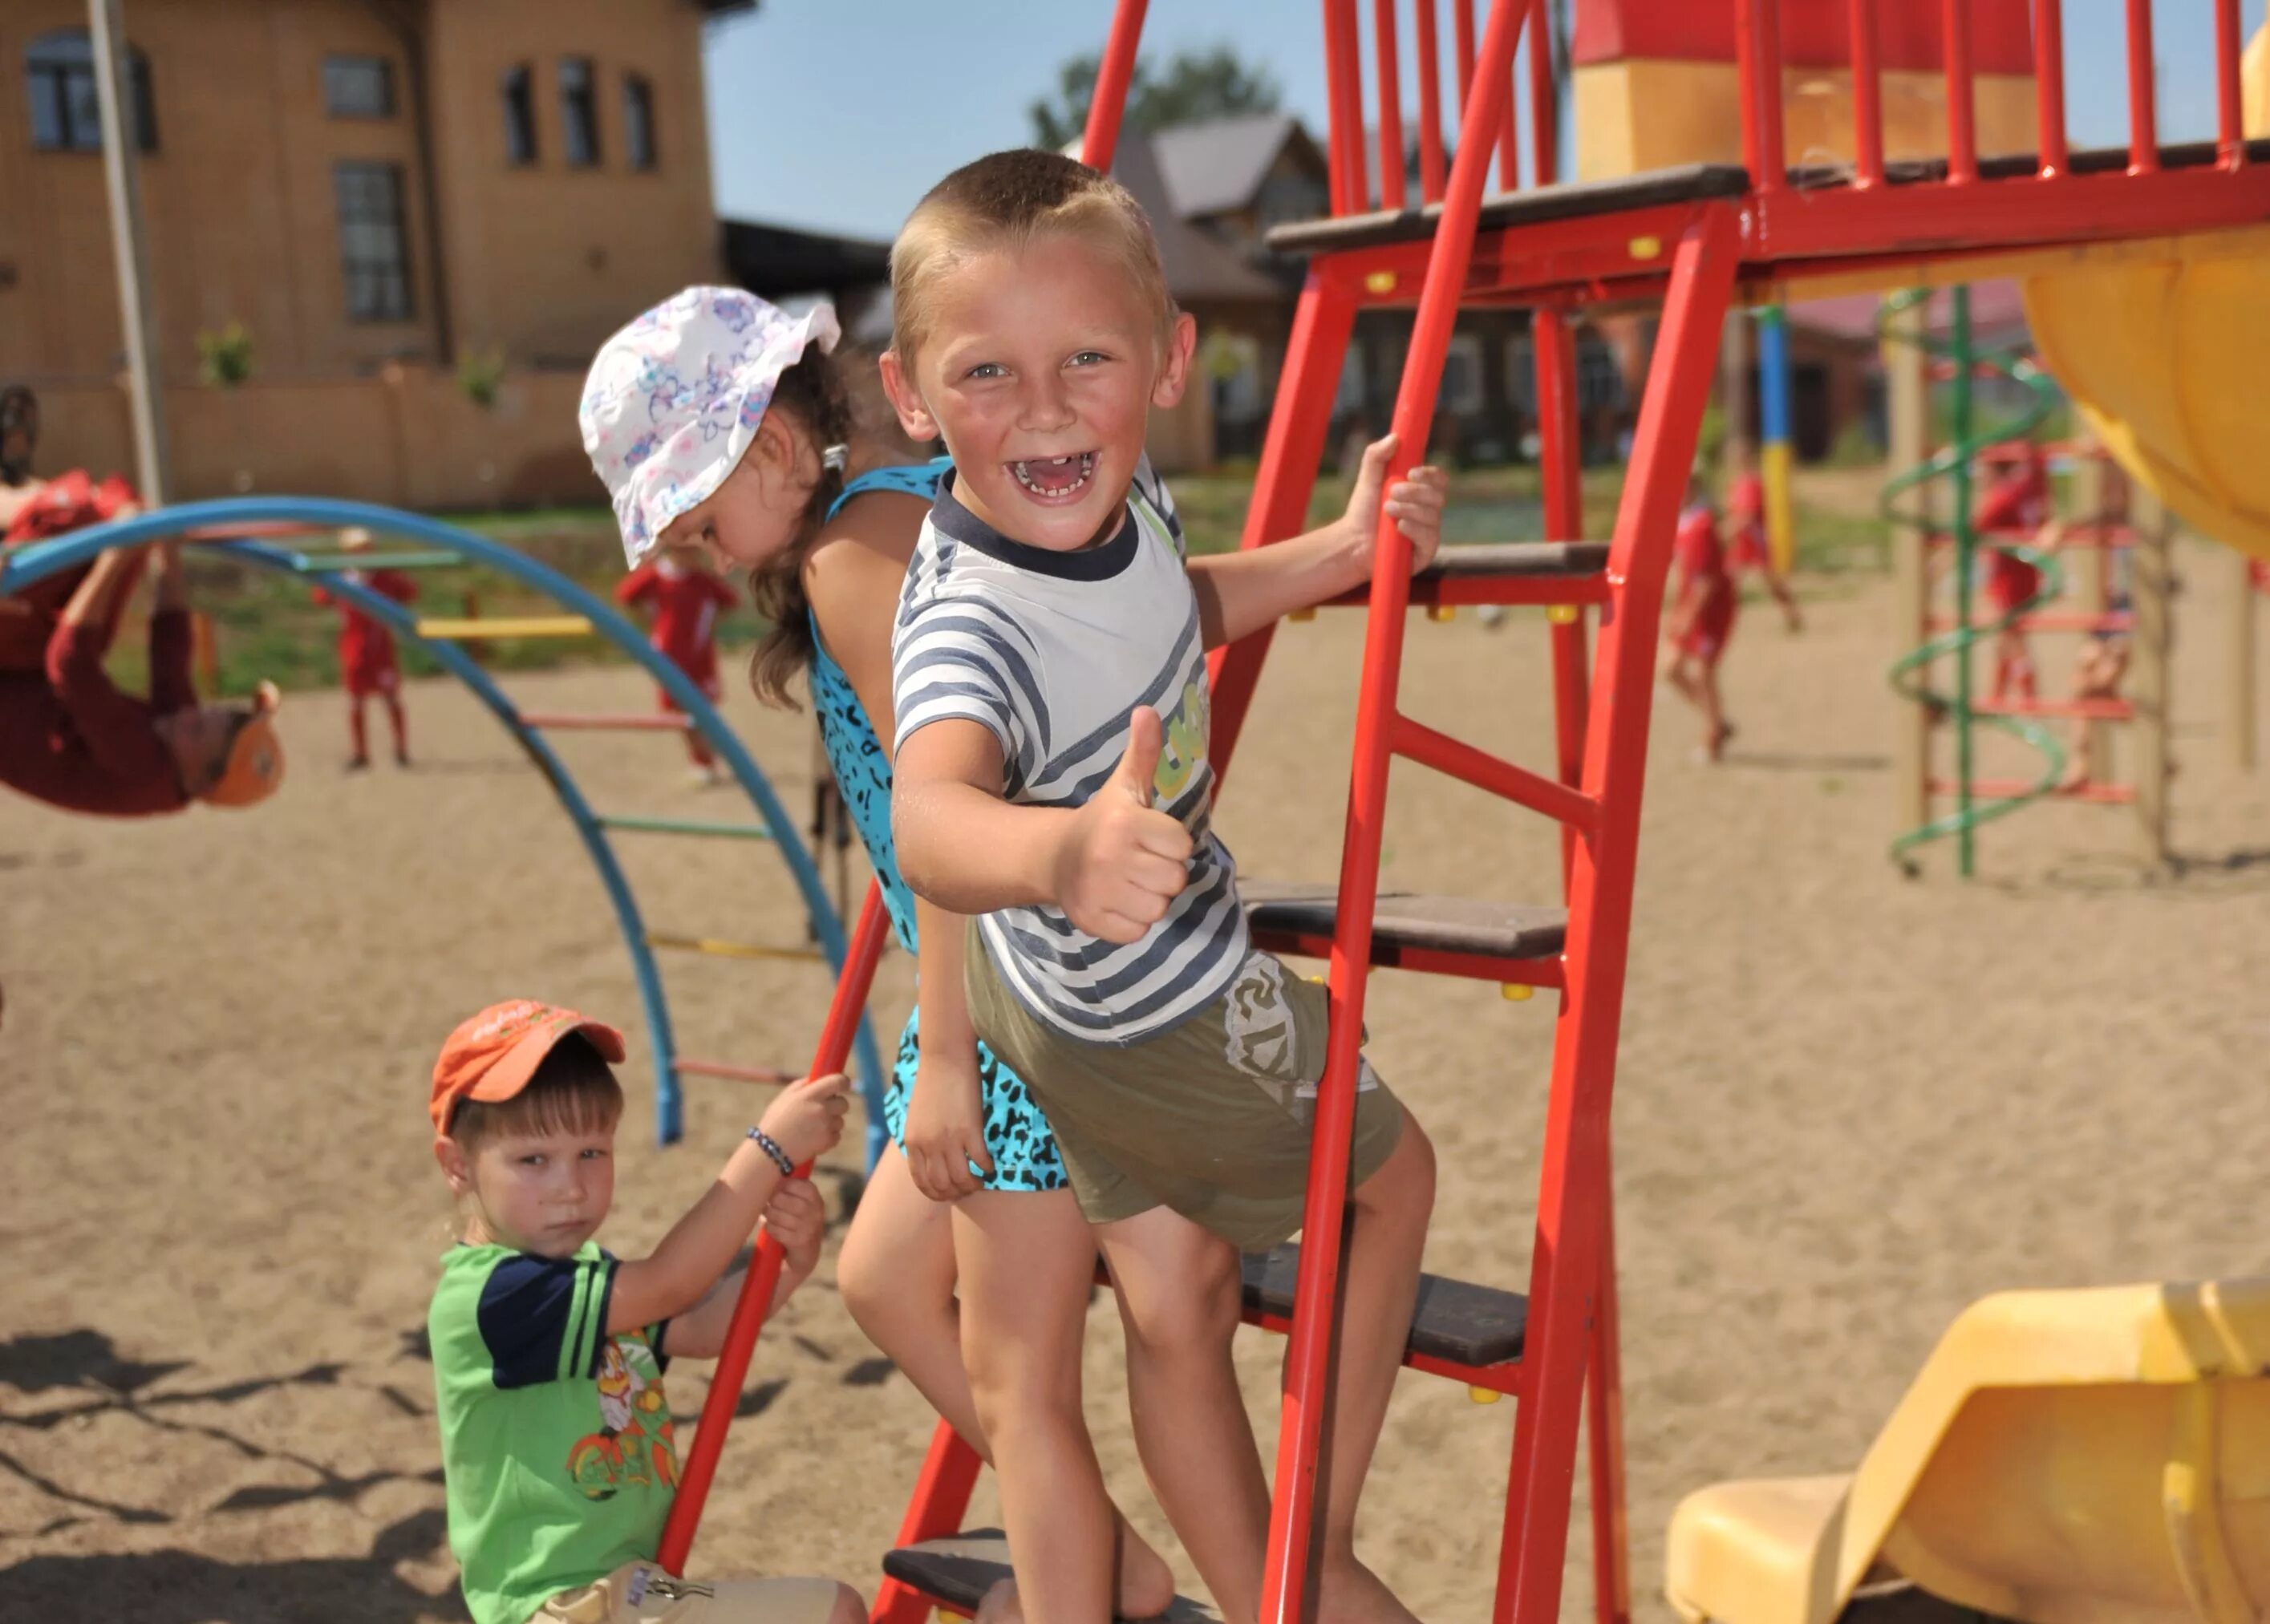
[582,288,1184,1619]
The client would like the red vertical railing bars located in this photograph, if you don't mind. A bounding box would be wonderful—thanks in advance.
[1737,0,1788,196]
[1079,0,1149,173]
[657,881,894,1573]
[1324,0,1369,214]
[2215,0,2245,170]
[1498,29,1523,194]
[1847,0,1885,187]
[1526,0,1557,187]
[1456,1,1479,118]
[869,1420,987,1624]
[2125,0,2159,175]
[1375,0,1409,212]
[1261,8,1530,1617]
[2033,0,2069,178]
[1534,306,1587,892]
[1942,0,1978,184]
[1417,0,1448,200]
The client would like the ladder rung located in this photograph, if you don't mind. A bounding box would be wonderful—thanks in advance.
[416,615,592,640]
[525,713,695,733]
[1932,776,2137,806]
[645,933,822,963]
[1324,541,1612,610]
[1970,696,2134,721]
[884,1532,1215,1622]
[1243,1243,1526,1384]
[295,550,462,571]
[598,814,772,840]
[1242,881,1567,984]
[674,1056,798,1084]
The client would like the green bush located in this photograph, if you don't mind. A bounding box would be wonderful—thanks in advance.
[197,322,255,387]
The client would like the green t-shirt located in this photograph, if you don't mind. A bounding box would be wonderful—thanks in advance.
[429,1242,680,1624]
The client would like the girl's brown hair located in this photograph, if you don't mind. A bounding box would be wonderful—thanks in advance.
[745,346,857,709]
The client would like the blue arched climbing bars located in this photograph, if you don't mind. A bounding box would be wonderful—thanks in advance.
[0,497,890,1162]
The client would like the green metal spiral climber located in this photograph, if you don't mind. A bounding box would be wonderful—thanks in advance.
[1882,286,2068,878]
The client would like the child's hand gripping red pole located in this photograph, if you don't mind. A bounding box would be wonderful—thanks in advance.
[657,880,894,1573]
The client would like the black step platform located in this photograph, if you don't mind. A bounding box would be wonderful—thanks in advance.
[883,1531,1219,1622]
[1428,541,1609,580]
[1243,1243,1529,1370]
[1242,881,1567,966]
[1267,161,1750,257]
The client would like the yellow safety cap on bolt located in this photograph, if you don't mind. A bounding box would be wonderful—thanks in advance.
[1428,605,1456,622]
[1365,270,1398,294]
[1546,603,1580,626]
[1290,606,1317,622]
[1501,982,1534,1002]
[1629,235,1662,260]
[1469,1385,1503,1404]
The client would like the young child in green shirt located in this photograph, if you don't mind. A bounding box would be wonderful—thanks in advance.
[426,998,865,1624]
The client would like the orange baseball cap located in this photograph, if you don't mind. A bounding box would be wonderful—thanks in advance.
[430,998,627,1134]
[201,682,286,809]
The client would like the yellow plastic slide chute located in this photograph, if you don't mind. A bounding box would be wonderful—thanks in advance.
[2017,29,2270,565]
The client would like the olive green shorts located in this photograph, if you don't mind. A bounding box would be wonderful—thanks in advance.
[964,923,1407,1253]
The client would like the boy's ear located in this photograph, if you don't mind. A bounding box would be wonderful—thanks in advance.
[877,350,940,444]
[1150,312,1199,411]
[434,1133,474,1196]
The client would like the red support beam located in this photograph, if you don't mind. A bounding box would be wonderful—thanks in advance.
[1392,712,1600,832]
[1079,0,1149,172]
[1494,203,1739,1624]
[869,1423,987,1624]
[1263,4,1533,1617]
[1527,0,1558,186]
[657,882,894,1573]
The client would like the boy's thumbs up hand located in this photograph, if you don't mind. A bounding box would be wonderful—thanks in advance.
[1051,707,1193,944]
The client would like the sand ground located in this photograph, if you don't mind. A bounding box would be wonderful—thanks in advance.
[3,544,2266,1622]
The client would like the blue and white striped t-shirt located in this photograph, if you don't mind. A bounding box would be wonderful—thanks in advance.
[890,460,1249,1046]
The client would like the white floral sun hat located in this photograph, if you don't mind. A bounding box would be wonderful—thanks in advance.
[579,286,841,567]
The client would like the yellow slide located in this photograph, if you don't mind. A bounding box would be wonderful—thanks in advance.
[2018,31,2270,565]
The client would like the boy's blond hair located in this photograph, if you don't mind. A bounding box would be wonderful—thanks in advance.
[448,1033,622,1152]
[890,148,1177,365]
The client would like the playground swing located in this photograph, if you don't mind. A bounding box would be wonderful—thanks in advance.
[0,497,890,1160]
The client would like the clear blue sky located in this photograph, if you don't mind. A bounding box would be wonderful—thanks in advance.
[704,1,2268,239]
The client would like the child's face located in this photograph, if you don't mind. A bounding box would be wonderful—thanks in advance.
[657,418,819,575]
[883,233,1195,553]
[436,1124,618,1258]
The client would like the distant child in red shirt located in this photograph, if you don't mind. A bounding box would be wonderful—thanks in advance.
[614,553,739,783]
[1975,443,2064,703]
[1725,443,1802,633]
[311,527,418,770]
[1664,475,1738,761]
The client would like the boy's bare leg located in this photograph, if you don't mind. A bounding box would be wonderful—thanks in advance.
[955,1185,1118,1624]
[1097,1207,1270,1624]
[1313,1108,1436,1624]
[840,1150,1176,1619]
[1768,571,1802,631]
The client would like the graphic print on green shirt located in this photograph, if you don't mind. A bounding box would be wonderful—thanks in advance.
[429,1241,680,1624]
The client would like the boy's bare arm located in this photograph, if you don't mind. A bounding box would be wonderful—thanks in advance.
[650,1179,828,1359]
[1185,435,1447,650]
[606,1074,849,1333]
[894,715,1191,945]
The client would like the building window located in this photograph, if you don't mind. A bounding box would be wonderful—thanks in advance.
[334,162,412,323]
[623,73,657,171]
[1336,345,1366,416]
[1439,334,1486,417]
[559,57,600,168]
[501,65,537,165]
[26,29,157,153]
[323,55,395,119]
[1576,336,1628,411]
